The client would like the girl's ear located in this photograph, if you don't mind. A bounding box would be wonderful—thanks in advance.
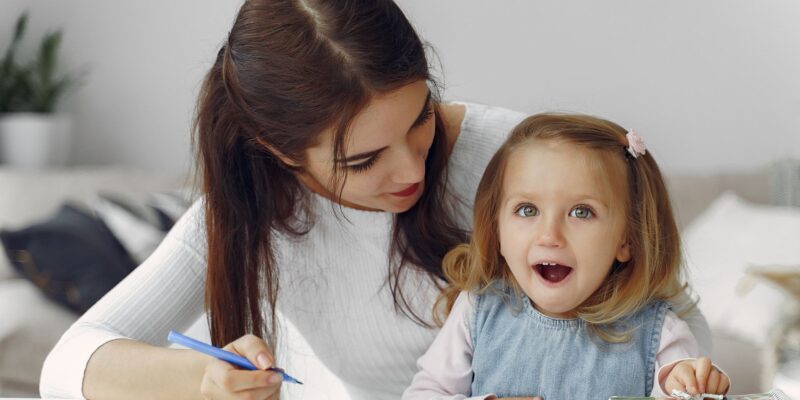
[255,137,302,168]
[615,241,631,263]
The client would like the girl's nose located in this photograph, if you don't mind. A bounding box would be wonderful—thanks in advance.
[534,217,564,248]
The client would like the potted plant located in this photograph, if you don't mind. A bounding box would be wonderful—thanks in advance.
[0,12,79,169]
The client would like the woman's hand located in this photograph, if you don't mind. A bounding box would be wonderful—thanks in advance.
[200,334,283,399]
[664,357,730,395]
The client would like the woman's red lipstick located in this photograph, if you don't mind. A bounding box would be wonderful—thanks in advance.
[390,183,420,197]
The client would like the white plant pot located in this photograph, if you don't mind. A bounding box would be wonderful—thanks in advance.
[0,113,72,169]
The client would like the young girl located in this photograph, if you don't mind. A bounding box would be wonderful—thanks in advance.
[403,114,730,399]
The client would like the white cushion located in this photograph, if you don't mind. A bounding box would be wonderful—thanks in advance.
[0,242,20,281]
[685,192,800,347]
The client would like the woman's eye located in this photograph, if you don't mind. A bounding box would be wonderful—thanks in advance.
[348,153,381,173]
[514,205,538,217]
[569,206,593,219]
[413,106,434,128]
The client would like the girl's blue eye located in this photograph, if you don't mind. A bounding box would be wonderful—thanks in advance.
[515,205,538,217]
[569,206,593,219]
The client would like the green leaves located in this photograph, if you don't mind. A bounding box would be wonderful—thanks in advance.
[0,12,29,112]
[0,12,79,114]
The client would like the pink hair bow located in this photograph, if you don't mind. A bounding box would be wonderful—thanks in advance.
[626,130,647,159]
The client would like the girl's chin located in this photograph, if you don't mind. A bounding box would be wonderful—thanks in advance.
[528,294,578,319]
[533,303,576,319]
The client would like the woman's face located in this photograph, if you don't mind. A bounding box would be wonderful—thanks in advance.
[300,80,436,213]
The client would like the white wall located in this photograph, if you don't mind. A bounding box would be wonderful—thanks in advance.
[1,0,798,174]
[0,0,240,173]
[398,0,800,173]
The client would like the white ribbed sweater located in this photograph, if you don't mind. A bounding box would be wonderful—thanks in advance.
[38,103,711,400]
[38,102,524,399]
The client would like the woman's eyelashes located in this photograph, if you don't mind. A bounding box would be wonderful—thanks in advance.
[349,152,382,173]
[347,105,434,174]
[413,106,434,128]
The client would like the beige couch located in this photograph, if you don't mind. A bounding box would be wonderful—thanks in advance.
[0,167,189,397]
[0,166,786,398]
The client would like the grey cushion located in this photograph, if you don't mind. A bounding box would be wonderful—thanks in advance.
[0,203,137,313]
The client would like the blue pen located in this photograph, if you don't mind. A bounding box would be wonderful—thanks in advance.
[167,330,303,385]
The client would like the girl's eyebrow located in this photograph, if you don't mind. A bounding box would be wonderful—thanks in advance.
[336,90,432,164]
[502,193,609,209]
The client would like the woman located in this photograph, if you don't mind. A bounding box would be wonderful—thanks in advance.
[40,1,711,399]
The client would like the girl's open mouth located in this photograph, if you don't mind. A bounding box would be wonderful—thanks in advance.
[535,262,573,283]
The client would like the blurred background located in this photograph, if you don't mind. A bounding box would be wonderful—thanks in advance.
[0,1,799,399]
[0,0,798,173]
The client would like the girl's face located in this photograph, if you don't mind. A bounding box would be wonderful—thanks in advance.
[298,80,435,213]
[497,140,631,319]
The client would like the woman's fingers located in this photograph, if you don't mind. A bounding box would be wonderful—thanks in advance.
[199,334,283,399]
[202,362,282,399]
[200,335,283,400]
[694,357,712,393]
[235,383,281,400]
[224,334,275,370]
[206,358,282,392]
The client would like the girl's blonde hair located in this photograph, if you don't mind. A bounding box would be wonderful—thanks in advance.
[435,113,693,342]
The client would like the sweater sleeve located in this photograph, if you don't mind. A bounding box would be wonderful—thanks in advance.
[669,290,713,357]
[651,310,699,396]
[651,311,731,396]
[39,199,208,399]
[402,291,494,400]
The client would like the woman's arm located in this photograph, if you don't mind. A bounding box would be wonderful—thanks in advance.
[40,200,209,399]
[83,339,210,400]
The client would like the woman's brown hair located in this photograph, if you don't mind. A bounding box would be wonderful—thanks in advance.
[194,0,467,348]
[437,113,691,342]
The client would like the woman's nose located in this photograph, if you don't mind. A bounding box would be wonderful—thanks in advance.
[392,146,425,184]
